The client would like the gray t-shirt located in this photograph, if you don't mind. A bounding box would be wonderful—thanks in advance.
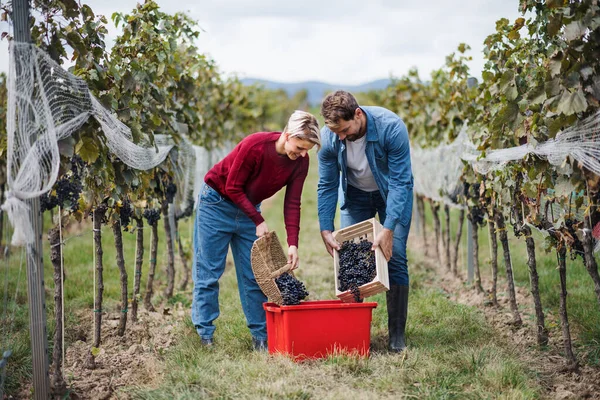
[346,135,379,192]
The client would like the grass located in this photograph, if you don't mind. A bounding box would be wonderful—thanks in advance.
[124,156,543,399]
[0,152,596,397]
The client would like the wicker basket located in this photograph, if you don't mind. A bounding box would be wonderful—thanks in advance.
[251,231,294,306]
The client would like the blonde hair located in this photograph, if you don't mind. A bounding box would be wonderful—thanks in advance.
[283,110,321,148]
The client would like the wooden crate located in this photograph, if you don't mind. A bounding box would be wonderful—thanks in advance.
[333,218,389,302]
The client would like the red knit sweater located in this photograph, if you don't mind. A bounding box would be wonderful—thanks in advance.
[205,132,309,247]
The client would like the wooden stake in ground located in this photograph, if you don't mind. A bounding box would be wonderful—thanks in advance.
[583,217,600,310]
[467,210,484,293]
[131,218,144,322]
[112,220,128,336]
[417,196,428,256]
[86,207,105,369]
[48,226,67,395]
[487,217,499,307]
[176,218,190,291]
[144,220,159,311]
[522,223,548,346]
[163,203,175,299]
[0,183,4,253]
[452,209,465,276]
[557,243,578,370]
[494,211,522,326]
[430,200,441,264]
[443,205,451,271]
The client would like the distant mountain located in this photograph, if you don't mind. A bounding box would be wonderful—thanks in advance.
[241,78,392,106]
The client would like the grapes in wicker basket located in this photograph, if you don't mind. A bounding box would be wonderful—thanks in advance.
[275,273,309,305]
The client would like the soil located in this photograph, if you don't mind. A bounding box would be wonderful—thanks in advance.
[42,302,188,400]
[26,256,236,399]
[410,234,600,400]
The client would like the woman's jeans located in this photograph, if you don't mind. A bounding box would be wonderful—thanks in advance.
[192,183,267,340]
[340,185,411,286]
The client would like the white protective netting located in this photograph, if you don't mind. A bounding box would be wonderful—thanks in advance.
[154,134,196,218]
[410,112,600,252]
[192,142,233,208]
[411,125,474,208]
[2,42,174,245]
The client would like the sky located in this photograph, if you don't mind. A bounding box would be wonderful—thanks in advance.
[0,1,523,85]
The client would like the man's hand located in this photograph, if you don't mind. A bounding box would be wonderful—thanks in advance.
[256,221,269,238]
[288,245,299,270]
[372,228,394,261]
[320,230,341,257]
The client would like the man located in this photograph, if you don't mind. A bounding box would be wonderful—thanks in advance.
[317,90,413,352]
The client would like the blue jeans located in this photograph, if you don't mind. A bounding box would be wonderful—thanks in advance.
[340,185,411,286]
[192,183,268,340]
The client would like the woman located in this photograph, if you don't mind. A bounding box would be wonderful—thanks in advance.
[192,110,320,351]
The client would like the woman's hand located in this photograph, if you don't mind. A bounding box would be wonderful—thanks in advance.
[288,245,299,270]
[256,221,269,238]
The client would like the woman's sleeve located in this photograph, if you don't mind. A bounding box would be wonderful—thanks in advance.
[283,157,310,247]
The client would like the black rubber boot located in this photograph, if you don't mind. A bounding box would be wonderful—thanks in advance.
[252,337,268,352]
[386,284,409,352]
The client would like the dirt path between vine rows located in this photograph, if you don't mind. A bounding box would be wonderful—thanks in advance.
[409,235,600,399]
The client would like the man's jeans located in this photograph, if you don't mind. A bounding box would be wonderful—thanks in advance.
[192,183,267,340]
[340,185,411,286]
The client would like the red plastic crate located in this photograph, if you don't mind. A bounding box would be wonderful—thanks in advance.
[263,300,378,360]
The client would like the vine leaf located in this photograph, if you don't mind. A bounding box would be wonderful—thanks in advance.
[556,88,587,116]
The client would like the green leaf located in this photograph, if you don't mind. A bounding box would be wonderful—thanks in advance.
[499,71,518,101]
[546,0,565,8]
[80,4,95,20]
[91,347,100,357]
[548,59,562,77]
[76,137,100,164]
[545,78,561,97]
[58,137,76,158]
[492,102,519,131]
[528,85,547,105]
[547,14,563,36]
[564,21,587,41]
[553,178,577,199]
[556,88,588,116]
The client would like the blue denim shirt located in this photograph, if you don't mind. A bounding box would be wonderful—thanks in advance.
[317,106,414,232]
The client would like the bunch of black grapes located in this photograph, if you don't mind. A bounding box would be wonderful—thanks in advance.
[338,238,376,302]
[120,200,133,231]
[143,208,161,226]
[41,156,84,212]
[275,272,309,305]
[165,182,177,204]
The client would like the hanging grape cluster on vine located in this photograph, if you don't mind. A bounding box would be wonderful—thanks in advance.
[165,182,177,204]
[338,238,377,302]
[119,200,133,231]
[275,272,309,305]
[143,208,161,226]
[40,156,84,212]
